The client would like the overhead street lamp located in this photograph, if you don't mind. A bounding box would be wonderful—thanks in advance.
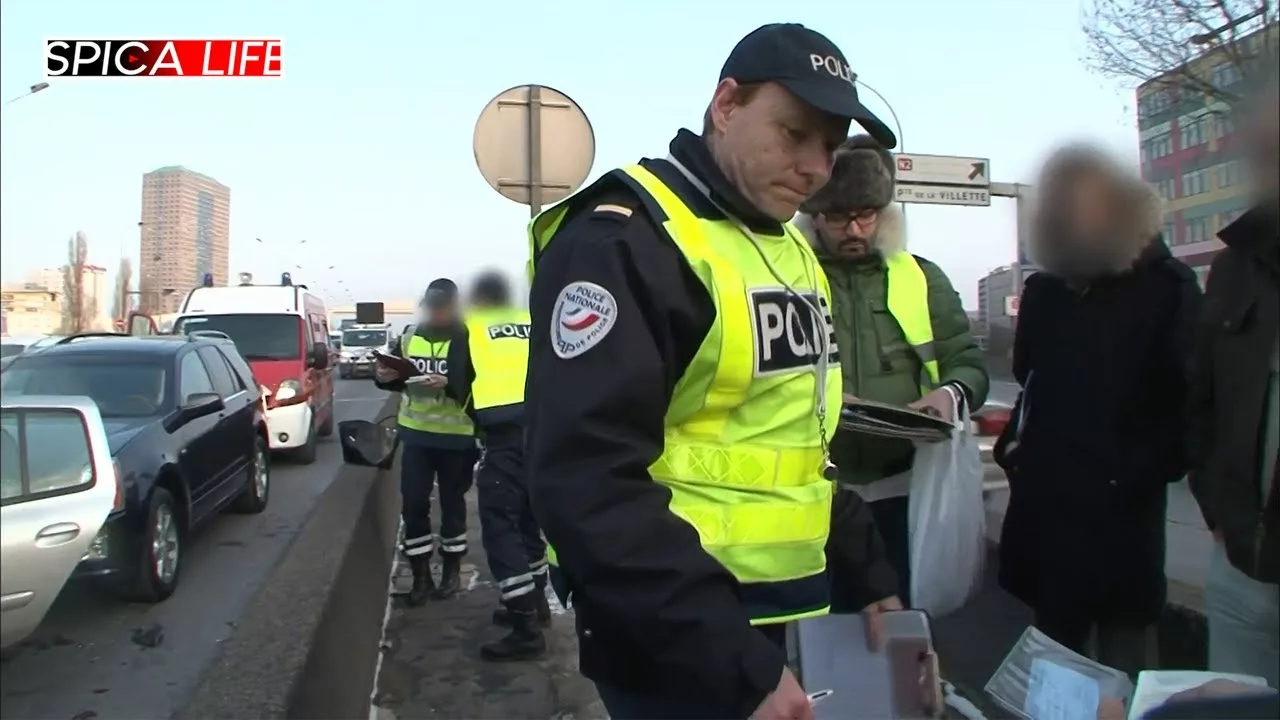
[854,78,907,218]
[1190,8,1266,45]
[3,82,50,108]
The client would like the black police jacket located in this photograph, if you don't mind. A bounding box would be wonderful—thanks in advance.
[526,129,899,717]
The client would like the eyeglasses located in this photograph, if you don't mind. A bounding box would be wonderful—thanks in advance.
[821,209,880,229]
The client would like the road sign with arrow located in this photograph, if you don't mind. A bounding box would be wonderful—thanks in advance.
[892,152,992,207]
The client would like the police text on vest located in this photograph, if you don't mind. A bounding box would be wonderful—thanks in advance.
[408,357,447,375]
[487,323,532,341]
[749,289,840,375]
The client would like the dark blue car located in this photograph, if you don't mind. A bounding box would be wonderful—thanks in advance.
[0,332,269,602]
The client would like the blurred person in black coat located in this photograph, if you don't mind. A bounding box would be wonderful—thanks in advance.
[1187,72,1280,688]
[994,144,1202,675]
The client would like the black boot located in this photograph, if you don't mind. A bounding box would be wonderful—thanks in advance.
[480,603,547,662]
[492,590,552,627]
[431,553,462,600]
[404,555,434,607]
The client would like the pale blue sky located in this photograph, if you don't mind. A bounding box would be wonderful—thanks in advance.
[0,0,1141,309]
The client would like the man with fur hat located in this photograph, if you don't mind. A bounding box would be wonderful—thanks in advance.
[795,135,989,610]
[993,144,1201,674]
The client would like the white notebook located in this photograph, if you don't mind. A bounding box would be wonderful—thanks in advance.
[1126,670,1271,720]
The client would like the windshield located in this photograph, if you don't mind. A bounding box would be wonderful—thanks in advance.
[1,344,26,359]
[173,314,302,361]
[342,330,387,347]
[1,355,170,418]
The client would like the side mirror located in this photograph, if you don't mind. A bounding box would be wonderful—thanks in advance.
[127,312,158,336]
[183,392,224,419]
[307,342,330,370]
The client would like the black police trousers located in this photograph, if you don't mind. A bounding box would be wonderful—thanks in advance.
[400,443,477,559]
[475,444,547,610]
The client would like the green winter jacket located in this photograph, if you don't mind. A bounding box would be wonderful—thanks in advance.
[795,210,990,486]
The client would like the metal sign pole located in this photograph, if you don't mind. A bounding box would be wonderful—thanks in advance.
[527,84,543,219]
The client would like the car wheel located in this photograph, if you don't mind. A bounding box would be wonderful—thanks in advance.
[125,487,182,603]
[291,423,318,465]
[233,435,270,513]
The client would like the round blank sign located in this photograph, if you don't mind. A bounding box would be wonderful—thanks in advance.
[473,84,595,208]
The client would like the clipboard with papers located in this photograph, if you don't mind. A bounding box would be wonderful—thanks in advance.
[793,610,942,719]
[840,399,954,443]
[371,350,424,377]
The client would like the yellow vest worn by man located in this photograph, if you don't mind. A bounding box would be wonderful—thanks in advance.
[529,164,843,625]
[398,334,474,437]
[463,307,532,426]
[882,251,940,391]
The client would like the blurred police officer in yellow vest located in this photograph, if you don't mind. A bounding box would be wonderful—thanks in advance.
[374,279,478,605]
[439,270,548,661]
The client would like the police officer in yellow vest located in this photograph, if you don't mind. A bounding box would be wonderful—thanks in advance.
[437,271,549,662]
[374,279,479,605]
[525,24,904,720]
[793,136,989,609]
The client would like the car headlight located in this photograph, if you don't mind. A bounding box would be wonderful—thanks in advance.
[275,379,302,401]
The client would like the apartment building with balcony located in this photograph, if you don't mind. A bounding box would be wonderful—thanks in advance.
[1136,24,1277,286]
[138,166,231,314]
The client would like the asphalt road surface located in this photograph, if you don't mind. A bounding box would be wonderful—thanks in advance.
[0,378,390,720]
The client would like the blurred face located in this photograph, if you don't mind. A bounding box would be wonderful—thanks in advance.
[423,301,456,327]
[1065,172,1117,241]
[1245,86,1279,206]
[1032,164,1147,281]
[817,208,881,258]
[707,80,850,221]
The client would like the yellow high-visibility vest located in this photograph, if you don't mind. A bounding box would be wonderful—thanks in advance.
[883,251,940,390]
[398,334,474,436]
[530,164,842,625]
[464,307,531,426]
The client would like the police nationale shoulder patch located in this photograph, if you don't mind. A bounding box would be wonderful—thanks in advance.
[551,281,617,359]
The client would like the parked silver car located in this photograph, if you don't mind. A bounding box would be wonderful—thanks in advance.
[1,396,120,648]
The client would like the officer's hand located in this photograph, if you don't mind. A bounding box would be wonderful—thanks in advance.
[421,373,447,389]
[861,595,904,651]
[374,365,401,383]
[750,667,814,720]
[907,389,955,423]
[1097,697,1127,720]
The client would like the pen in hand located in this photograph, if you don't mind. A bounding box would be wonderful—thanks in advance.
[807,689,834,705]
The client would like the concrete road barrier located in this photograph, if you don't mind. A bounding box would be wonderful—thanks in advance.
[179,396,402,720]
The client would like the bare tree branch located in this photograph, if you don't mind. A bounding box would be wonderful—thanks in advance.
[60,231,91,334]
[111,256,133,321]
[1083,0,1275,111]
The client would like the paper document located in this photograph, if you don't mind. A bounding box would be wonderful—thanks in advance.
[1023,657,1103,720]
[1126,670,1270,720]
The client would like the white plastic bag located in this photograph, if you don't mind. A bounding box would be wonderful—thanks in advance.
[908,392,986,617]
